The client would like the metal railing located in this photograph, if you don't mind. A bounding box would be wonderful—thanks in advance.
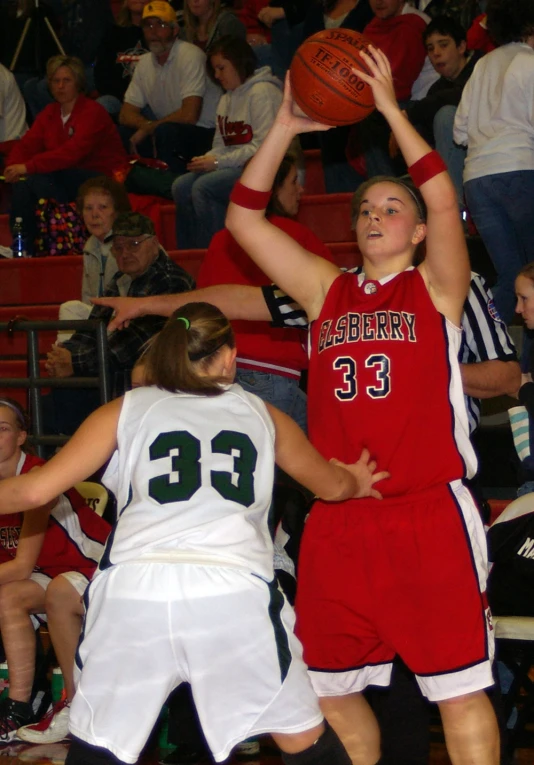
[0,319,111,457]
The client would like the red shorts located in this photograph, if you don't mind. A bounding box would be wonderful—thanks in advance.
[295,481,493,697]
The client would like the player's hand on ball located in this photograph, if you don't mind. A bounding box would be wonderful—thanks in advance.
[356,45,398,118]
[332,448,390,500]
[277,73,332,134]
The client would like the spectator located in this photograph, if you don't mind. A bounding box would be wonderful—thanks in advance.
[119,0,220,175]
[389,16,481,204]
[0,398,110,741]
[0,1,60,89]
[93,0,151,118]
[171,36,281,248]
[4,55,128,251]
[0,63,27,142]
[44,212,195,435]
[56,176,132,344]
[180,0,246,49]
[257,0,308,78]
[356,0,428,178]
[454,0,534,324]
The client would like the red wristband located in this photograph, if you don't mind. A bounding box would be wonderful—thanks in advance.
[230,181,271,210]
[408,151,447,188]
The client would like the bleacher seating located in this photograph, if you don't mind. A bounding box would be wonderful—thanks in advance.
[0,305,59,358]
[297,193,354,243]
[302,149,326,195]
[0,359,48,409]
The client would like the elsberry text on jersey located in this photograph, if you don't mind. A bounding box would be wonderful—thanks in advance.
[318,311,417,352]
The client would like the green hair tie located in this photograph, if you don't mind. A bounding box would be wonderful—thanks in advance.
[176,317,190,329]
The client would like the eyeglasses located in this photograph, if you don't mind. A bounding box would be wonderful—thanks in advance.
[142,19,172,30]
[111,235,154,255]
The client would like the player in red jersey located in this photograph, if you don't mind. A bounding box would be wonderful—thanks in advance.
[226,47,499,765]
[0,398,110,741]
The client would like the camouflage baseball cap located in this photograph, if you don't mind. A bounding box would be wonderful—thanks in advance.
[142,1,177,24]
[111,213,156,238]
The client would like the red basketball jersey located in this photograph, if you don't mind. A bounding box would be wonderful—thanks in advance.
[308,269,477,497]
[0,453,110,578]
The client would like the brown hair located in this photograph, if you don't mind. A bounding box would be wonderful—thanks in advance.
[518,263,534,283]
[0,398,33,454]
[207,35,257,83]
[267,152,299,217]
[143,303,235,396]
[183,0,221,43]
[76,176,132,217]
[116,0,141,27]
[46,55,87,93]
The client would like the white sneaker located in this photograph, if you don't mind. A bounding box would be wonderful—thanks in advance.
[17,699,70,744]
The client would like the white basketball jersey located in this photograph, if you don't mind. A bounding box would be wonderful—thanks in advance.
[100,384,276,579]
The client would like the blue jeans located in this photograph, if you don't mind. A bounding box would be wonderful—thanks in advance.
[433,105,467,210]
[464,170,534,323]
[270,20,304,80]
[96,94,122,118]
[171,168,241,249]
[235,369,307,434]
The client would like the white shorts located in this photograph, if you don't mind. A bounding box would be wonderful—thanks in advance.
[70,562,323,763]
[30,571,89,628]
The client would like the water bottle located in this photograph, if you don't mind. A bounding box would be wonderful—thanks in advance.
[51,667,64,703]
[0,662,8,701]
[11,217,29,258]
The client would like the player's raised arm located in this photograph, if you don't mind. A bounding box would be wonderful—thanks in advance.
[266,403,389,501]
[0,399,122,514]
[226,77,341,322]
[358,46,470,325]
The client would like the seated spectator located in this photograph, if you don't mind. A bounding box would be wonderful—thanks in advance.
[389,16,482,205]
[57,177,132,344]
[234,0,273,67]
[179,0,246,49]
[44,212,195,435]
[93,0,151,118]
[356,0,428,178]
[0,63,27,142]
[172,36,281,248]
[22,0,115,121]
[257,0,308,78]
[119,0,220,175]
[0,398,110,740]
[302,0,374,193]
[454,0,534,324]
[4,55,128,252]
[467,13,496,53]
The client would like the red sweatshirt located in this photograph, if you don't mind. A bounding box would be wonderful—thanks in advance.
[7,94,128,176]
[364,14,427,101]
[198,216,333,378]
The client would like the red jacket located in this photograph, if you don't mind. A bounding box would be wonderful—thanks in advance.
[198,217,333,378]
[7,94,128,176]
[364,14,427,102]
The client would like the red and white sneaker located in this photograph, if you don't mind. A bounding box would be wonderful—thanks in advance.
[17,697,70,744]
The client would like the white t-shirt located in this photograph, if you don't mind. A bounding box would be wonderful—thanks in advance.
[123,39,220,129]
[0,64,27,141]
[454,42,534,182]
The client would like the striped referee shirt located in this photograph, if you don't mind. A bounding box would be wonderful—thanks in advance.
[262,270,517,434]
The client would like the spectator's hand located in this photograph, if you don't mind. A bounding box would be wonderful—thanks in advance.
[258,6,285,27]
[129,128,153,155]
[187,154,218,173]
[91,296,143,331]
[46,344,73,378]
[332,448,390,500]
[247,33,268,46]
[4,164,27,183]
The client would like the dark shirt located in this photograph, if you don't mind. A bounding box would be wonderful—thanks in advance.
[94,24,148,101]
[63,250,194,390]
[406,51,482,139]
[269,0,309,27]
[303,0,373,39]
[59,0,114,64]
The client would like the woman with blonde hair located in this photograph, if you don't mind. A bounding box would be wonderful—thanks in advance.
[180,0,246,50]
[4,55,128,254]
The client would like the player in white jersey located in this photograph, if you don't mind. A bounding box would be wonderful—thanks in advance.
[0,302,388,765]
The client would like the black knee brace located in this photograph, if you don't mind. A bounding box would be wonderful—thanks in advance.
[281,722,353,765]
[66,736,126,765]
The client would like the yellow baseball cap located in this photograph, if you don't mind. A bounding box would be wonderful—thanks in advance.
[142,1,177,24]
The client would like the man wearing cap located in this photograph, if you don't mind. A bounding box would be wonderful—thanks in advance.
[118,0,219,175]
[44,212,194,434]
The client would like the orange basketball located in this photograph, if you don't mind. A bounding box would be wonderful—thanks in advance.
[290,29,375,127]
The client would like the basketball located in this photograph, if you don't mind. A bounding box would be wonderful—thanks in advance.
[290,29,375,127]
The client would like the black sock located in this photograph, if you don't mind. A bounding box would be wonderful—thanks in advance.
[281,722,352,765]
